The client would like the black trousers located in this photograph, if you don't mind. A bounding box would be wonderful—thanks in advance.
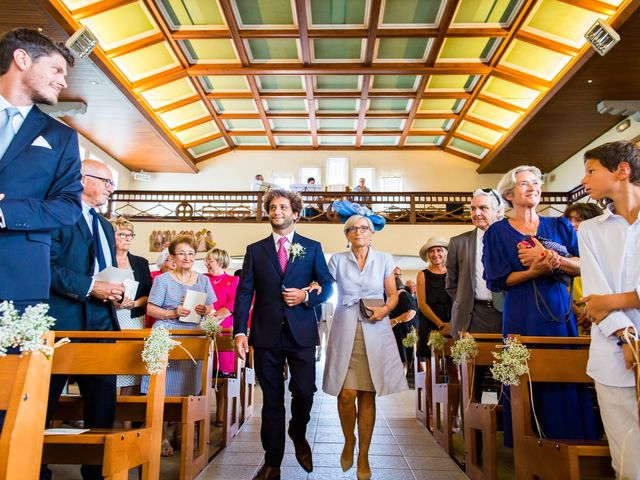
[253,322,317,467]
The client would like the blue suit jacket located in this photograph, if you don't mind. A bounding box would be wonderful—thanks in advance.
[233,232,333,348]
[48,212,119,332]
[0,106,82,301]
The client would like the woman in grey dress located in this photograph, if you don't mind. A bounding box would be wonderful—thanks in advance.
[323,214,408,480]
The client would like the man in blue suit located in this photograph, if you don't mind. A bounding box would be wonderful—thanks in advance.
[0,28,83,311]
[234,190,333,480]
[42,159,124,480]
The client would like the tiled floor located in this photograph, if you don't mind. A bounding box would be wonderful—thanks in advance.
[197,360,465,480]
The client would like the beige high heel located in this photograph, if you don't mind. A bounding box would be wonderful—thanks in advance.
[357,454,371,480]
[340,442,354,471]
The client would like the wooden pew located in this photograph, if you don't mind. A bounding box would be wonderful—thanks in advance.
[43,331,166,480]
[509,336,612,480]
[413,344,429,429]
[459,333,503,480]
[213,333,241,447]
[240,346,255,424]
[431,338,460,455]
[54,330,212,480]
[0,332,55,480]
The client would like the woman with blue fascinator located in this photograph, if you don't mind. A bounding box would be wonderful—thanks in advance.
[323,201,407,480]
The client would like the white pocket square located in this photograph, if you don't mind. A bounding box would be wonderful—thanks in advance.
[31,136,52,149]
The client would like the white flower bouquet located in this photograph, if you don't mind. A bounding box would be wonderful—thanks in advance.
[491,337,530,386]
[0,301,55,357]
[141,327,179,375]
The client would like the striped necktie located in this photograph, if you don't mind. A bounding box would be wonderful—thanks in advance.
[278,237,288,273]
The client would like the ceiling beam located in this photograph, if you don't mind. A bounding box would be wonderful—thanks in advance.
[293,0,318,147]
[104,33,165,59]
[475,93,527,114]
[443,147,482,164]
[557,0,618,16]
[187,64,492,75]
[70,0,138,20]
[516,30,580,56]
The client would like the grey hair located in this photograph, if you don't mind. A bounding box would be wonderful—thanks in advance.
[343,215,374,235]
[496,165,543,208]
[472,188,505,220]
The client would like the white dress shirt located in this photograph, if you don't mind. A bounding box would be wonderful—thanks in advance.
[578,206,640,387]
[272,231,295,256]
[82,202,113,276]
[474,228,493,301]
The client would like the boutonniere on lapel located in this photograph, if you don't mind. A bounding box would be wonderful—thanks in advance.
[289,243,306,262]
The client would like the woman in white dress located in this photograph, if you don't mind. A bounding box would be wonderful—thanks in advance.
[323,212,408,480]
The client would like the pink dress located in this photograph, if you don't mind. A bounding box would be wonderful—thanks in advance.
[205,273,239,374]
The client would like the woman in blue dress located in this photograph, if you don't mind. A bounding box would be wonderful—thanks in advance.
[482,166,598,446]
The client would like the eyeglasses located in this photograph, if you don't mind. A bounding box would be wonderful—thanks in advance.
[175,251,196,258]
[117,232,135,239]
[346,225,372,234]
[85,174,115,189]
[481,188,501,206]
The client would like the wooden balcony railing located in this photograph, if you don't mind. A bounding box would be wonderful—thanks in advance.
[107,190,578,225]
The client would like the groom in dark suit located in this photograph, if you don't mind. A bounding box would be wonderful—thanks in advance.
[234,189,333,480]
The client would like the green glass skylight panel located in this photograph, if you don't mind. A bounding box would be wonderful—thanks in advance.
[233,0,294,27]
[188,138,227,158]
[263,98,307,112]
[310,0,367,26]
[258,75,304,91]
[158,101,208,128]
[524,0,599,48]
[418,98,465,113]
[411,118,451,130]
[438,37,499,62]
[181,39,238,63]
[270,118,310,131]
[449,137,488,158]
[313,39,363,61]
[458,120,502,144]
[159,0,224,27]
[141,78,196,109]
[368,98,412,112]
[468,100,519,129]
[365,118,405,130]
[318,118,356,131]
[317,99,358,112]
[276,136,312,146]
[318,136,355,146]
[426,75,478,91]
[315,75,360,91]
[212,98,258,113]
[481,76,540,108]
[361,136,399,146]
[376,38,430,61]
[405,135,443,145]
[81,2,156,51]
[174,121,219,144]
[233,135,271,146]
[200,76,250,92]
[222,119,265,131]
[381,0,443,26]
[247,38,299,61]
[452,0,521,25]
[371,75,418,91]
[500,39,571,81]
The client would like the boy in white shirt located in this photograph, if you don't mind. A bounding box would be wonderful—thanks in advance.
[578,140,640,479]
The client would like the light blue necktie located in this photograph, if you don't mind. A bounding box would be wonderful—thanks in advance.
[0,107,21,160]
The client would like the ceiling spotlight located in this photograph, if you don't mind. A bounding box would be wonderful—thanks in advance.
[587,79,593,84]
[65,26,98,60]
[616,119,631,133]
[585,19,620,56]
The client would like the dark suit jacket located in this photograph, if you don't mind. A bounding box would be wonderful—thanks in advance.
[48,211,119,331]
[127,252,152,319]
[0,106,82,301]
[233,232,333,349]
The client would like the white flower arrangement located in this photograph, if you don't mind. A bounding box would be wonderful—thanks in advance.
[427,330,446,352]
[451,334,479,366]
[491,337,530,386]
[290,243,306,262]
[141,327,179,375]
[201,313,223,338]
[0,301,55,357]
[402,326,419,348]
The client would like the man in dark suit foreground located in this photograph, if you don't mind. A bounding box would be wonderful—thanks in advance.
[234,190,333,480]
[0,28,82,311]
[42,160,125,480]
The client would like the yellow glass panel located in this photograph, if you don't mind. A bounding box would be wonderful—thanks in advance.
[426,75,477,91]
[457,120,502,144]
[500,39,571,81]
[481,77,540,108]
[81,2,157,50]
[418,98,465,113]
[182,39,239,62]
[467,100,520,129]
[61,0,100,11]
[141,78,196,109]
[158,101,209,129]
[439,37,498,61]
[160,0,225,27]
[174,122,219,144]
[525,0,602,48]
[112,42,179,82]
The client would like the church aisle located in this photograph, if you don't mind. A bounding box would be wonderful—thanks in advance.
[198,362,465,480]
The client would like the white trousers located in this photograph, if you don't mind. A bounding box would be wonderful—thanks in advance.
[595,381,640,480]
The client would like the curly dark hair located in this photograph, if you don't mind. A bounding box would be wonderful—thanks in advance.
[0,28,75,75]
[263,189,303,217]
[584,140,640,185]
[563,203,602,222]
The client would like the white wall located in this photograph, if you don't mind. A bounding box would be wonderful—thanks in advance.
[79,135,132,190]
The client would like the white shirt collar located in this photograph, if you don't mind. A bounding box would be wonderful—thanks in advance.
[596,203,640,223]
[273,231,295,246]
[0,94,34,118]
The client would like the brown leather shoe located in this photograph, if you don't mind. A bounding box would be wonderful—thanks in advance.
[252,464,281,480]
[288,430,313,472]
